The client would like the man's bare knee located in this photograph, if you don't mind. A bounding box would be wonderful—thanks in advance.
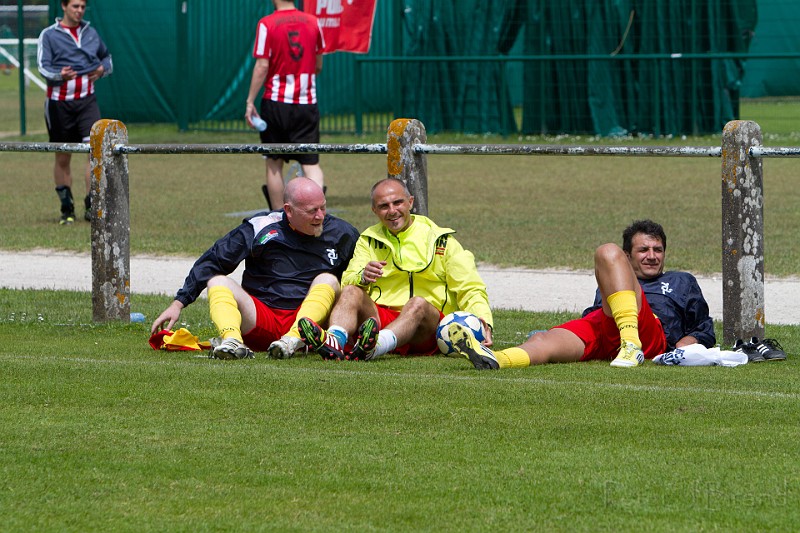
[595,243,626,267]
[311,273,340,292]
[398,297,440,330]
[340,284,366,300]
[207,275,233,288]
[402,296,436,316]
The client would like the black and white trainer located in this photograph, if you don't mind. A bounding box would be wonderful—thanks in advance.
[733,338,764,363]
[750,336,787,362]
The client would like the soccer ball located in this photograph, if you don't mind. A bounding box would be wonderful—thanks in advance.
[436,311,485,356]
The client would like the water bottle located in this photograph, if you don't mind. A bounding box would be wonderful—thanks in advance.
[286,161,304,178]
[130,312,146,323]
[252,116,267,132]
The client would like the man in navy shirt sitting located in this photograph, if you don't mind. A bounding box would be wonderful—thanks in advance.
[581,220,715,351]
[450,219,715,369]
[150,178,359,360]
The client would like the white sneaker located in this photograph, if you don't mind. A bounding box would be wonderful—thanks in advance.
[267,335,306,359]
[211,338,254,360]
[610,341,645,367]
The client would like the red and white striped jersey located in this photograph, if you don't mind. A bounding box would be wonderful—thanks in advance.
[37,19,112,102]
[252,8,324,105]
[48,75,94,101]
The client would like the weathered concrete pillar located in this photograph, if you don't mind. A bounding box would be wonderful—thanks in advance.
[387,118,428,216]
[721,120,765,345]
[89,119,131,322]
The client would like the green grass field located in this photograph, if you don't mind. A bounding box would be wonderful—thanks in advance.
[2,289,799,531]
[2,70,800,530]
[2,68,800,275]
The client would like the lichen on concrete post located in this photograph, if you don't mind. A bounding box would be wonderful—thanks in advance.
[89,119,131,322]
[721,120,765,345]
[387,118,428,216]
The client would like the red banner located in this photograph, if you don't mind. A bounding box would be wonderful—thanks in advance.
[304,0,377,54]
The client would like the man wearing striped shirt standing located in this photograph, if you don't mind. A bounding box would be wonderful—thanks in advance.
[37,0,112,225]
[245,0,326,210]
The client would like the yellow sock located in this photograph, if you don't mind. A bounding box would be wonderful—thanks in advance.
[208,286,243,341]
[494,347,531,369]
[287,283,336,338]
[607,290,641,347]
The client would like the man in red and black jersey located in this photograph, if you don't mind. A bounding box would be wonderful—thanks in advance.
[37,0,112,225]
[245,0,326,210]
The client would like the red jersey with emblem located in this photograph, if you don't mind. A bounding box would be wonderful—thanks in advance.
[252,8,324,105]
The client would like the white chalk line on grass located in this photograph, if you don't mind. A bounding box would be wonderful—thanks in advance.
[276,365,800,400]
[5,353,800,401]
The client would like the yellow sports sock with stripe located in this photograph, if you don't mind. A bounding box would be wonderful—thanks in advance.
[607,290,641,347]
[287,283,336,338]
[208,285,243,341]
[493,347,531,369]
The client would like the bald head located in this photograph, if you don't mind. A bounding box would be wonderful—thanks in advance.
[370,178,411,206]
[285,177,325,207]
[284,178,326,237]
[370,178,415,235]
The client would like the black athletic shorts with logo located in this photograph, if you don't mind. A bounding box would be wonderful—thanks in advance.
[259,99,320,165]
[45,93,101,143]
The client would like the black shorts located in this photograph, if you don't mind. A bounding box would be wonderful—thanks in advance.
[259,99,320,165]
[45,94,101,143]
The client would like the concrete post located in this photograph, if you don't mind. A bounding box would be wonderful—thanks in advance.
[89,119,131,322]
[387,118,428,216]
[721,120,765,345]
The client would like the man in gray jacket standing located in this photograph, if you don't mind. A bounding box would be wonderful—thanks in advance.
[37,0,112,225]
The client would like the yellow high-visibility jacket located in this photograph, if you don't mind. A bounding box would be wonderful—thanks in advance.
[342,215,493,327]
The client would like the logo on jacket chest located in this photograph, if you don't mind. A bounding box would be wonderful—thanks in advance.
[661,282,673,295]
[327,248,338,266]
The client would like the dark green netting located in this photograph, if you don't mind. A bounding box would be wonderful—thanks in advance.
[741,0,800,97]
[399,0,516,134]
[496,0,757,136]
[86,1,179,123]
[43,0,795,135]
[89,0,269,125]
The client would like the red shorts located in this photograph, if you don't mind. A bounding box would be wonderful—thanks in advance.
[376,304,444,356]
[554,293,667,361]
[241,296,299,352]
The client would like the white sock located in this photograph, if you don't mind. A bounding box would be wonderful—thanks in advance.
[372,329,398,358]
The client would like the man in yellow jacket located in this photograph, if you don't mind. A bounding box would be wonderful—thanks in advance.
[298,177,493,360]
